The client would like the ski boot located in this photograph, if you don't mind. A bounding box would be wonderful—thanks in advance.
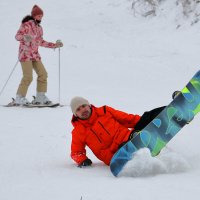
[15,95,30,105]
[32,92,52,105]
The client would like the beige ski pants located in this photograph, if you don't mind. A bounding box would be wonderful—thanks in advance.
[17,61,48,96]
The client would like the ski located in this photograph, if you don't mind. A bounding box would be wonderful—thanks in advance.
[4,98,60,108]
[24,103,60,108]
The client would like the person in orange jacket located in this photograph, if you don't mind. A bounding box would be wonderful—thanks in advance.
[70,96,165,167]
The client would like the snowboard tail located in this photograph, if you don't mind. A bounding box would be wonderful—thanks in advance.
[110,70,200,177]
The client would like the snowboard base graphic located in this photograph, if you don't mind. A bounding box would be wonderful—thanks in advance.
[110,70,200,177]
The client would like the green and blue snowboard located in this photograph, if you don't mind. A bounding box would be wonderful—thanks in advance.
[110,70,200,177]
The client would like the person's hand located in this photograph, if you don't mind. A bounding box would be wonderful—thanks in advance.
[78,158,92,168]
[24,34,32,42]
[55,40,63,48]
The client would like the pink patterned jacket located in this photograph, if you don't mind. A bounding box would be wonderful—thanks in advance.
[15,20,56,62]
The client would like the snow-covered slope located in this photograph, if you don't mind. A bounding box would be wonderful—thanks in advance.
[0,0,200,200]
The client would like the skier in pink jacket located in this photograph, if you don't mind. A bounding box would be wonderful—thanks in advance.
[15,5,63,105]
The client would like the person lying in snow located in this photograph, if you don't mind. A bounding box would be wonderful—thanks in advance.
[70,96,166,167]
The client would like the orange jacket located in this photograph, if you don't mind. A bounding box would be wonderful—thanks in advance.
[70,105,141,165]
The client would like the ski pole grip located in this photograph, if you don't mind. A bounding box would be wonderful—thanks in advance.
[56,39,62,44]
[56,39,63,48]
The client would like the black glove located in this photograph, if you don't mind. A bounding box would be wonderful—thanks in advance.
[78,158,92,168]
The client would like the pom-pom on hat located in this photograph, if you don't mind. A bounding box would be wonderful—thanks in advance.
[31,5,43,17]
[70,97,90,115]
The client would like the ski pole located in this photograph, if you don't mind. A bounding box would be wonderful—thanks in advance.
[0,60,19,97]
[56,40,62,104]
[58,46,61,103]
[56,39,63,104]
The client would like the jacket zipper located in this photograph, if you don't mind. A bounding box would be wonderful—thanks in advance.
[98,121,111,135]
[90,128,102,143]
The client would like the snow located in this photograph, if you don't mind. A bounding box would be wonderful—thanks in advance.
[0,0,200,199]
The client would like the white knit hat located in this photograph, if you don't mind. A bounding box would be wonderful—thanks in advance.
[70,96,90,115]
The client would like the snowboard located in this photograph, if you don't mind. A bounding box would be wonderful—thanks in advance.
[110,70,200,177]
[5,98,60,108]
